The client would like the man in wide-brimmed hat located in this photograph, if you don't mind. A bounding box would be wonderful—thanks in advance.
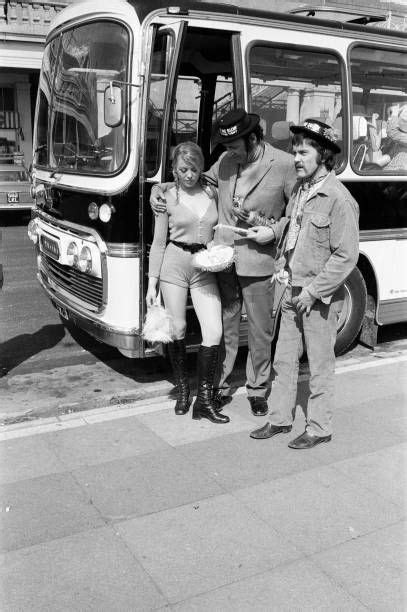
[249,118,359,448]
[151,108,296,417]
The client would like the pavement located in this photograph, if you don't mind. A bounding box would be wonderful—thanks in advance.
[1,352,406,611]
[1,329,406,425]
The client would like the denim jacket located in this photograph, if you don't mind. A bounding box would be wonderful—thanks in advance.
[274,172,359,302]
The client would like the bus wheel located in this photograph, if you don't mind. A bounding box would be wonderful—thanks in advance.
[335,267,367,356]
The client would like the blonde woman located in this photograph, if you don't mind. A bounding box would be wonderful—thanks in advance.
[147,142,229,424]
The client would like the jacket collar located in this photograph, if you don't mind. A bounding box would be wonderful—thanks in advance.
[292,170,336,199]
[229,142,276,200]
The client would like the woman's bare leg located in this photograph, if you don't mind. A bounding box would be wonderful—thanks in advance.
[190,282,222,346]
[159,281,188,339]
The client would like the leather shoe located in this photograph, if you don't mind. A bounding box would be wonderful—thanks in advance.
[250,422,292,439]
[288,431,332,449]
[248,396,268,416]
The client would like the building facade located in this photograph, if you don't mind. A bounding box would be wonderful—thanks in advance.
[0,0,72,167]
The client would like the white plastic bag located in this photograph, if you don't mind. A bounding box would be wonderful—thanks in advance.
[142,303,173,343]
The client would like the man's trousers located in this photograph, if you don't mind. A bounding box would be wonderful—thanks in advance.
[215,267,275,398]
[268,284,338,437]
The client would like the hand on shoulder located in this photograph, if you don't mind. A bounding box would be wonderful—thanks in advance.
[150,184,168,214]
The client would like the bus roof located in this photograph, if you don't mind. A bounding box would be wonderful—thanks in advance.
[290,5,387,25]
[130,0,407,39]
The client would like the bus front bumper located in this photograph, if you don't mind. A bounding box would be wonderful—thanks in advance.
[38,273,144,356]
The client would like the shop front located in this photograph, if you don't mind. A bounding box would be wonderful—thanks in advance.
[0,1,70,177]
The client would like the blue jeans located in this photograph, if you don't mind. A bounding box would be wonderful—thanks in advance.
[269,285,337,436]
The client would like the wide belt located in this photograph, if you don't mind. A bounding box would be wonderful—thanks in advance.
[170,240,206,254]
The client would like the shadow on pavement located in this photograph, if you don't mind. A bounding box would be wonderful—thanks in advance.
[64,319,174,385]
[0,324,65,377]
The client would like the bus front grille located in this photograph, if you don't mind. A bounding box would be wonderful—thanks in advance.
[40,253,103,309]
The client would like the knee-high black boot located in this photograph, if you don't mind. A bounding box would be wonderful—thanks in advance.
[167,339,191,415]
[192,345,230,424]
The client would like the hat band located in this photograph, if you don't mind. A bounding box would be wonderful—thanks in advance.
[303,121,335,143]
[219,124,239,137]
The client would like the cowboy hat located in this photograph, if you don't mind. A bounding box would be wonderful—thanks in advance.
[215,108,260,144]
[290,118,341,153]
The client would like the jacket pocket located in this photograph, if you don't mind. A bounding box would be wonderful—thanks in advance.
[310,213,330,244]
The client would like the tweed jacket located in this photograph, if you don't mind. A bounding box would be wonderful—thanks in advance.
[205,142,296,277]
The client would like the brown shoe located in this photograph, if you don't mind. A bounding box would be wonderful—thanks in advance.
[288,431,332,449]
[248,396,268,417]
[250,422,292,439]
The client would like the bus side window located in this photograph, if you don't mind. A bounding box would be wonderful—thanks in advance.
[350,45,407,175]
[248,43,344,169]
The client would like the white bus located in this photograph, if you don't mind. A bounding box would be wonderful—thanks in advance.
[28,0,407,358]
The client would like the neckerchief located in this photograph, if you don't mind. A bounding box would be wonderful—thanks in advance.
[285,174,329,253]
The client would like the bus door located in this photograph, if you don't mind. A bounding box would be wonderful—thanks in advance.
[140,20,187,355]
[142,22,242,353]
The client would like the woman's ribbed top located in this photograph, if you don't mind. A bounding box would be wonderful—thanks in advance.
[148,187,218,278]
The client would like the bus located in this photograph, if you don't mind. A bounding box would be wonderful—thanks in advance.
[28,0,407,358]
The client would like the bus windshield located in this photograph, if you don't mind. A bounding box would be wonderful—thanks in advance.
[34,21,129,175]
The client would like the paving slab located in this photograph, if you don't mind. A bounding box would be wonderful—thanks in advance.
[0,433,66,484]
[333,361,407,408]
[233,462,404,556]
[332,443,407,509]
[300,403,405,464]
[116,493,302,604]
[72,446,224,522]
[46,414,170,469]
[340,392,406,432]
[1,525,167,612]
[136,402,254,447]
[170,557,368,611]
[312,521,406,612]
[0,471,104,552]
[177,428,322,491]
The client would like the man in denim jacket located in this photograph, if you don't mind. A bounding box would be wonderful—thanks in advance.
[249,119,359,449]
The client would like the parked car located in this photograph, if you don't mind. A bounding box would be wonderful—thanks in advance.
[0,161,33,211]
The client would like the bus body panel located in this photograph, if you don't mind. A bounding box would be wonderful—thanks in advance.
[359,237,407,323]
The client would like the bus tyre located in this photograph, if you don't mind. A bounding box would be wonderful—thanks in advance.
[334,267,367,356]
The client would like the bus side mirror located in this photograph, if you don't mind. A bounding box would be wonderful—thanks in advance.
[104,85,123,128]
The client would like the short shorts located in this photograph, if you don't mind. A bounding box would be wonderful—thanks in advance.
[159,242,216,289]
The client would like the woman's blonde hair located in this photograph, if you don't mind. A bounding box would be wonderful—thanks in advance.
[172,141,204,173]
[171,141,216,204]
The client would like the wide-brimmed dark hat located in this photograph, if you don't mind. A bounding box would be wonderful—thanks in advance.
[215,108,260,143]
[290,118,341,153]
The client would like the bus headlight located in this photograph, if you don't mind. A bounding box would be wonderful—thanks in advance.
[66,241,78,266]
[27,218,39,243]
[88,202,99,220]
[99,202,115,223]
[78,246,92,273]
